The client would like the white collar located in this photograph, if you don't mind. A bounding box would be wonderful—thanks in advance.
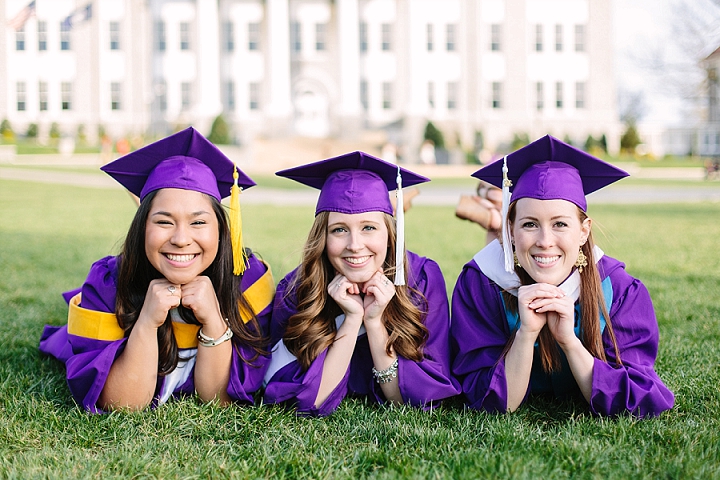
[472,239,604,302]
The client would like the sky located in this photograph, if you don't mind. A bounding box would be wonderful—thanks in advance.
[613,0,720,126]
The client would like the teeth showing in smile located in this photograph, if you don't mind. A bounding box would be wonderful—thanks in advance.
[533,255,560,265]
[166,253,196,263]
[345,256,370,265]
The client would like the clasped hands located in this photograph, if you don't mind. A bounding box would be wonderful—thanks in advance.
[139,277,223,330]
[517,283,578,348]
[327,269,395,326]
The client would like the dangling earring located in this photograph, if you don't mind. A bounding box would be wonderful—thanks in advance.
[575,247,588,273]
[513,251,521,268]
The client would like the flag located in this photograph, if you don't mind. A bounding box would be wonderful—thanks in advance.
[7,0,36,31]
[61,3,92,30]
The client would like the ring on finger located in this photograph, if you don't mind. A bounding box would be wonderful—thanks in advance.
[168,285,176,295]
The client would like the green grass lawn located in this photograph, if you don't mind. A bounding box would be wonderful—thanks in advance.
[1,178,719,478]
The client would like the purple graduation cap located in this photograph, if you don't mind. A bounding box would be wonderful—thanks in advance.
[101,126,255,202]
[471,135,628,271]
[275,151,430,285]
[100,126,255,274]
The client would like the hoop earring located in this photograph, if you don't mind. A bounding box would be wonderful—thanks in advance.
[575,247,588,273]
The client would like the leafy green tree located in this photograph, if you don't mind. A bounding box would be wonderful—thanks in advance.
[510,132,529,150]
[26,123,38,138]
[620,124,642,153]
[599,134,608,153]
[49,122,61,139]
[1,119,14,142]
[207,114,231,145]
[423,121,445,149]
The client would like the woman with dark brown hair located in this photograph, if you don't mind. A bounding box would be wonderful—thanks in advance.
[39,128,274,412]
[451,135,674,417]
[263,152,459,416]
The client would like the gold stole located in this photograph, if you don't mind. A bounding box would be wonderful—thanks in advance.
[67,266,274,349]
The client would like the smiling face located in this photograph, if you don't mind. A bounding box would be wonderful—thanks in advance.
[511,198,591,286]
[144,188,219,285]
[325,211,389,287]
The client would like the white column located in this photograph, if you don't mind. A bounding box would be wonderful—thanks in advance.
[195,0,223,129]
[266,0,292,117]
[337,0,361,116]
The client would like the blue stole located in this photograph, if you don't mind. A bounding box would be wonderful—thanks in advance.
[501,277,613,396]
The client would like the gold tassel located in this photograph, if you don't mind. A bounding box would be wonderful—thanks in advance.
[230,165,248,275]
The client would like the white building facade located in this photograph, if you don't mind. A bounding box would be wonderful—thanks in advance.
[2,0,620,161]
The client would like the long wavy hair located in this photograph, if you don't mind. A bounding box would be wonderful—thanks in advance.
[114,190,267,376]
[283,211,429,370]
[502,202,622,373]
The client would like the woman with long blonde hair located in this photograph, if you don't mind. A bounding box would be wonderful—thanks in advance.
[263,152,459,416]
[451,135,674,417]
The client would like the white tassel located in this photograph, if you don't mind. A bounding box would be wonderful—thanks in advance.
[501,155,514,273]
[394,167,406,286]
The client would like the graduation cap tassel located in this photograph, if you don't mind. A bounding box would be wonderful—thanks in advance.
[230,165,248,275]
[501,155,515,273]
[394,167,406,286]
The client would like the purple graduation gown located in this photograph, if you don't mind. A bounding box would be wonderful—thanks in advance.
[451,252,675,417]
[39,253,273,413]
[263,251,460,416]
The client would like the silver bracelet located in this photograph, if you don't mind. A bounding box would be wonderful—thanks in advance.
[372,357,399,384]
[197,323,233,347]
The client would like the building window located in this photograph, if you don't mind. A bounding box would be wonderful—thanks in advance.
[492,82,502,109]
[38,21,47,51]
[181,82,191,110]
[382,82,392,109]
[16,82,26,111]
[291,22,301,52]
[109,22,121,50]
[575,25,586,52]
[381,23,392,51]
[490,24,501,51]
[39,81,48,111]
[555,24,563,52]
[575,82,585,109]
[446,24,456,52]
[61,82,72,110]
[536,82,544,111]
[315,23,327,51]
[155,21,166,52]
[534,24,543,52]
[556,82,563,108]
[447,82,458,110]
[16,27,25,51]
[158,80,167,112]
[249,82,259,110]
[111,82,122,110]
[225,81,235,111]
[428,82,435,108]
[60,21,71,50]
[248,22,260,51]
[180,22,191,50]
[359,22,368,52]
[224,22,234,52]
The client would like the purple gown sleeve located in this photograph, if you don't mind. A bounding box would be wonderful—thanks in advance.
[263,271,352,416]
[373,255,459,408]
[589,259,675,417]
[225,254,272,403]
[39,256,126,413]
[450,262,516,412]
